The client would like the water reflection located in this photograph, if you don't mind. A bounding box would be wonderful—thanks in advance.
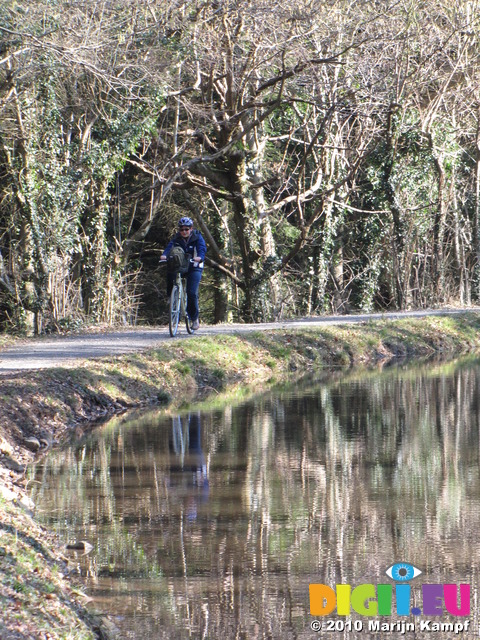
[31,358,480,638]
[169,413,209,520]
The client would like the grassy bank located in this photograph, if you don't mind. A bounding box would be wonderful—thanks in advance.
[0,498,111,640]
[2,312,480,639]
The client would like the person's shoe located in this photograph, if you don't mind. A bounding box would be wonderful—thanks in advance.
[192,319,200,330]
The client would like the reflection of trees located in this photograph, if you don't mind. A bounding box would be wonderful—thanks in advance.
[31,358,480,638]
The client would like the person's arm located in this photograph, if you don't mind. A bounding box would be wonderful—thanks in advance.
[193,234,207,262]
[160,239,174,260]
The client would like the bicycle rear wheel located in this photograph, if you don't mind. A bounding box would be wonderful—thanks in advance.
[183,287,195,334]
[169,285,181,336]
[185,315,194,334]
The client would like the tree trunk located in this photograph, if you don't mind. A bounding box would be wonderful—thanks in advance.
[383,104,407,309]
[474,104,480,302]
[81,182,109,319]
[231,128,282,321]
[431,148,447,302]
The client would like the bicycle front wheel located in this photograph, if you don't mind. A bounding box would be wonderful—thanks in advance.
[169,285,181,337]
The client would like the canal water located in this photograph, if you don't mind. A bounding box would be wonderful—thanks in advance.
[30,357,480,639]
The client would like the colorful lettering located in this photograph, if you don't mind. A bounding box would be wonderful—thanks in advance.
[423,584,444,616]
[309,580,471,618]
[395,583,411,616]
[351,584,377,616]
[309,584,336,616]
[443,584,470,616]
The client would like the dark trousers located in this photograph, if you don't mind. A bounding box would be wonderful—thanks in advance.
[167,268,203,321]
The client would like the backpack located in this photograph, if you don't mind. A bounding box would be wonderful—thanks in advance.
[167,245,189,274]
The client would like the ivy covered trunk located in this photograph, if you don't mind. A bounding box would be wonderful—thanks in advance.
[475,106,480,302]
[229,136,282,322]
[80,181,109,320]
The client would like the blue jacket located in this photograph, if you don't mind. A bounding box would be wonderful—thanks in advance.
[162,230,207,269]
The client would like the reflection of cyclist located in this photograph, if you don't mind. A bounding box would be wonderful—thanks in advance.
[169,413,209,519]
[159,217,207,330]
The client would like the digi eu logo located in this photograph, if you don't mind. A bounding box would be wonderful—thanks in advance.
[309,563,470,617]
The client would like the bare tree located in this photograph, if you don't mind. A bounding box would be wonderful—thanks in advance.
[126,0,389,319]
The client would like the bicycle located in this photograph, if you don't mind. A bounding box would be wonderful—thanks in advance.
[160,260,196,337]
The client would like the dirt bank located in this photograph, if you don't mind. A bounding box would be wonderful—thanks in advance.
[2,313,480,639]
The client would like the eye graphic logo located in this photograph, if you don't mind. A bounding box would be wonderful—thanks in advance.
[385,563,422,582]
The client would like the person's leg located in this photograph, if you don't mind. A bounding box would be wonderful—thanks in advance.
[166,273,175,296]
[186,268,203,322]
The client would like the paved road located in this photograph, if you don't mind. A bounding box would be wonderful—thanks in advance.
[0,308,477,374]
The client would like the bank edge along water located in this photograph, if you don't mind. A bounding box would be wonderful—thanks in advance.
[309,563,471,634]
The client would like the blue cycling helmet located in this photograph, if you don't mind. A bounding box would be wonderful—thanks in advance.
[178,216,193,227]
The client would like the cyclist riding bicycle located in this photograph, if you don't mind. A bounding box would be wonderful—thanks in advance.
[159,217,207,330]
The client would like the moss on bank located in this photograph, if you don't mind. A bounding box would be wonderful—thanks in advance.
[1,312,480,639]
